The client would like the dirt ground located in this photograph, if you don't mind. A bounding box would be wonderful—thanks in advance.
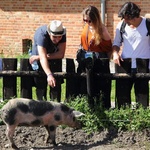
[0,125,150,150]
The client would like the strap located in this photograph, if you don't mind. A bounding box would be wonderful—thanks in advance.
[120,18,150,43]
[146,18,150,36]
[120,21,126,43]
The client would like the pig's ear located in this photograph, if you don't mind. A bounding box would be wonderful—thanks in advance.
[73,111,85,117]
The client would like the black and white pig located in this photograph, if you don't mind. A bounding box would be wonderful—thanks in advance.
[1,98,84,149]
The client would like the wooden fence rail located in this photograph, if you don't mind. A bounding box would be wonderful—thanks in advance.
[1,71,150,79]
[0,58,150,105]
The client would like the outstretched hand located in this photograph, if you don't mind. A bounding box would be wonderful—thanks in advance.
[113,51,123,66]
[47,75,56,88]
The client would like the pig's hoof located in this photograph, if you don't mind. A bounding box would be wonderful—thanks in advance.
[12,144,19,149]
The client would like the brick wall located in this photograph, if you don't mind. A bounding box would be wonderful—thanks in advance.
[0,0,150,58]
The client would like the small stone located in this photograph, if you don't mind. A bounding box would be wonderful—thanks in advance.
[4,143,10,148]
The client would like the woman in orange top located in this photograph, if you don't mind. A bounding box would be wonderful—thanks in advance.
[77,5,113,109]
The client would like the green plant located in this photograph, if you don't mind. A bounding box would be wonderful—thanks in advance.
[66,96,106,133]
[66,96,150,133]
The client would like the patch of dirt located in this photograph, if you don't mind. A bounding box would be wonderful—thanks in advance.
[0,125,150,150]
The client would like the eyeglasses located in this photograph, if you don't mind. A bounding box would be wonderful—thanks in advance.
[83,19,92,23]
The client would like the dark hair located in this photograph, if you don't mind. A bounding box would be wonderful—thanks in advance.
[118,2,141,19]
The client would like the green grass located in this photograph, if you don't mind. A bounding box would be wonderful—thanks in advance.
[0,78,149,102]
[111,80,115,101]
[55,79,141,102]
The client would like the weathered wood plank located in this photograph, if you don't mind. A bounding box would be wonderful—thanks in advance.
[49,59,62,102]
[20,58,33,99]
[0,71,150,79]
[2,58,17,100]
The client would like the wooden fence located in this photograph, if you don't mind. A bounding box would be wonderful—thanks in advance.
[0,58,78,101]
[0,58,150,106]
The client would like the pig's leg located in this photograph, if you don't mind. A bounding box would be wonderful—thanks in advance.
[6,125,18,149]
[44,125,57,146]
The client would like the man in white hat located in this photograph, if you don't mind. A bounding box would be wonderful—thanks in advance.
[29,20,66,99]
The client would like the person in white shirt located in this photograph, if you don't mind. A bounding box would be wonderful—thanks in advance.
[112,2,150,108]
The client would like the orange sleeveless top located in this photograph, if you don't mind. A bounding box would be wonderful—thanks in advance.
[81,24,112,53]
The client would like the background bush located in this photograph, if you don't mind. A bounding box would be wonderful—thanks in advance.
[66,96,150,133]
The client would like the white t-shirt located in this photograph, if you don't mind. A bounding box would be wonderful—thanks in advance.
[113,17,150,68]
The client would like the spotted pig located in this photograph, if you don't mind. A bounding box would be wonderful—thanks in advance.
[1,98,84,149]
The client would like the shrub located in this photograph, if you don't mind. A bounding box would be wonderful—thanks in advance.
[66,96,150,133]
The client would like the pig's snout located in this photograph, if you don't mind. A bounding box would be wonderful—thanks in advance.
[71,119,83,129]
[71,110,84,129]
[76,121,83,129]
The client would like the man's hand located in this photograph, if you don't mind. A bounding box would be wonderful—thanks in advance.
[113,51,123,66]
[47,74,56,88]
[29,55,39,64]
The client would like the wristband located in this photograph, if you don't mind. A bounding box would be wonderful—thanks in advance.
[47,73,53,77]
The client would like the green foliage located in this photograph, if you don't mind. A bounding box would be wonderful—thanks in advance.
[66,96,150,133]
[66,96,106,133]
[106,104,150,131]
[16,53,29,59]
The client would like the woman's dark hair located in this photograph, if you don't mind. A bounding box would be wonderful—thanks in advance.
[118,2,141,19]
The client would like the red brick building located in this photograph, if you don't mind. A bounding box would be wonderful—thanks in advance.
[0,0,150,58]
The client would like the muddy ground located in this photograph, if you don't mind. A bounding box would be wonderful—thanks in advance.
[0,125,150,150]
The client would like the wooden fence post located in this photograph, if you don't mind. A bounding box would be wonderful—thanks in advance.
[136,58,149,73]
[49,59,62,102]
[65,58,76,101]
[115,58,132,108]
[20,58,33,99]
[136,58,149,107]
[2,58,17,100]
[86,65,94,107]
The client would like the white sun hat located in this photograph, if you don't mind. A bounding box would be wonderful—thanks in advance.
[47,20,66,36]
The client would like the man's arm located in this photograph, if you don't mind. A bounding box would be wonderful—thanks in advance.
[38,45,56,88]
[112,22,123,66]
[29,42,66,64]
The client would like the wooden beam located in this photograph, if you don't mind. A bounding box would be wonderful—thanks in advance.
[0,71,150,79]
